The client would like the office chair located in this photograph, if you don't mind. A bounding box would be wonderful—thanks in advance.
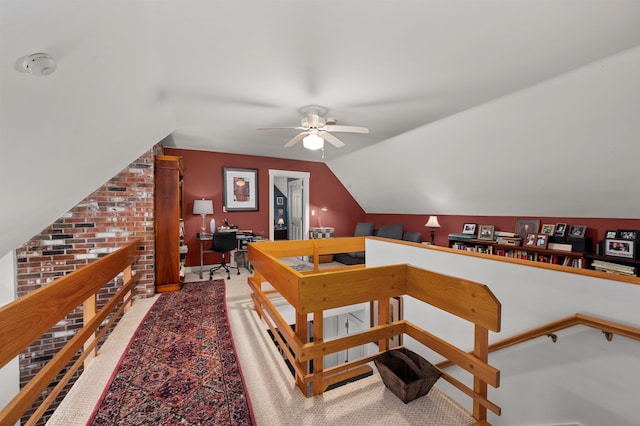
[209,231,241,280]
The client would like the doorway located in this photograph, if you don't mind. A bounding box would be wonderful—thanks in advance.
[268,170,310,241]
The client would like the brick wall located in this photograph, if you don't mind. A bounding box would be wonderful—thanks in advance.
[14,144,162,424]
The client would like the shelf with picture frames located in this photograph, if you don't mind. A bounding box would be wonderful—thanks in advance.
[448,236,589,268]
[448,220,595,269]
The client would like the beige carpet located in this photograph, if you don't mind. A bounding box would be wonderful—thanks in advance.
[49,268,475,425]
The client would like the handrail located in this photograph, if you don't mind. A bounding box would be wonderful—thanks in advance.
[248,237,502,424]
[0,239,142,426]
[437,313,640,370]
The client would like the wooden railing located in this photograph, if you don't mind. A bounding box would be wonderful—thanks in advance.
[437,312,640,370]
[248,237,502,424]
[0,239,142,426]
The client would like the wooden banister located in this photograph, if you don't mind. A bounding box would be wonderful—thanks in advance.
[248,239,502,424]
[0,239,142,426]
[437,313,640,370]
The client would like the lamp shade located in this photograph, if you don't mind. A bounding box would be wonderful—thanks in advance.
[193,199,213,215]
[425,216,441,228]
[303,133,324,150]
[277,218,285,225]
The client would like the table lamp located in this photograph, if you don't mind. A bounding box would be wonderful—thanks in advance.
[425,215,441,245]
[277,218,285,228]
[193,199,213,234]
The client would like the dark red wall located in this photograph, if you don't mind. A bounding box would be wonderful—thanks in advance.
[167,148,639,266]
[365,213,640,249]
[165,148,367,267]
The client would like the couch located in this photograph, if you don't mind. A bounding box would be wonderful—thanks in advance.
[334,223,421,265]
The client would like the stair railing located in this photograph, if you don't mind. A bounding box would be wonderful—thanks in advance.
[0,239,142,426]
[437,312,640,371]
[248,237,502,424]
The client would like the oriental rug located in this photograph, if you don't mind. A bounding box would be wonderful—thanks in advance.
[88,280,254,425]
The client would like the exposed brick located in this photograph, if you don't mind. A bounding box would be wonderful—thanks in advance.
[15,144,160,425]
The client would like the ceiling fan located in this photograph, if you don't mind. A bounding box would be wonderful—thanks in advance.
[257,106,369,150]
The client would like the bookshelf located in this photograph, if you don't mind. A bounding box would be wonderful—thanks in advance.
[448,237,588,268]
[585,253,640,277]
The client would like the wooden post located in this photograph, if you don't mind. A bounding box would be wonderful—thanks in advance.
[312,311,324,395]
[378,298,390,351]
[473,324,489,422]
[123,266,133,313]
[295,310,309,395]
[82,294,97,367]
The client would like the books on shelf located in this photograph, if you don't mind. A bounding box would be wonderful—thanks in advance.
[448,233,477,240]
[591,260,636,276]
[496,237,521,246]
[547,243,573,252]
[494,231,517,238]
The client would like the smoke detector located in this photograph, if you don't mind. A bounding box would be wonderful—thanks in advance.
[22,53,57,76]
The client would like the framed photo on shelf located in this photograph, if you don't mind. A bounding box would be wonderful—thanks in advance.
[541,224,555,235]
[222,167,259,211]
[516,219,540,240]
[605,230,618,239]
[462,223,477,235]
[568,225,587,238]
[535,233,549,249]
[554,223,567,236]
[478,225,495,240]
[370,297,403,347]
[524,233,537,246]
[617,230,639,241]
[604,238,635,259]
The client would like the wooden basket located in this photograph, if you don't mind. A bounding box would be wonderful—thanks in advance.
[374,348,441,404]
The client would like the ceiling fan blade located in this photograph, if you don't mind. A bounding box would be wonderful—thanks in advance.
[324,125,369,134]
[257,126,302,131]
[319,131,345,148]
[284,132,309,147]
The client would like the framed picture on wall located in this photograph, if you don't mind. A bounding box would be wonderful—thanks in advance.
[617,230,639,241]
[276,196,284,206]
[478,225,495,240]
[515,219,540,240]
[462,223,477,235]
[554,223,567,236]
[568,225,587,238]
[605,230,618,239]
[535,233,549,249]
[541,224,555,235]
[604,239,635,259]
[223,167,259,211]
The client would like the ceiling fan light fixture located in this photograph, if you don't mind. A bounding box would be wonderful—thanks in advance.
[303,133,324,150]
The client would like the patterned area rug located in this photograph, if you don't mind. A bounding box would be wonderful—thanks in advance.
[88,280,254,425]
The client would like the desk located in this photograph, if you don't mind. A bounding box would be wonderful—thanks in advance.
[197,231,255,278]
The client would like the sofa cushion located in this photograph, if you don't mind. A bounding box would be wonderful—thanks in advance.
[354,222,375,236]
[402,232,422,243]
[376,224,404,240]
[333,253,364,265]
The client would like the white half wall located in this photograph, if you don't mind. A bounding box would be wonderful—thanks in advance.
[366,239,640,426]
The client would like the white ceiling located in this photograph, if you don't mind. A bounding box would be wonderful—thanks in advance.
[150,0,640,161]
[1,0,640,257]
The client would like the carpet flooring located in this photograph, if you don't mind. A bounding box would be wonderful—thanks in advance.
[87,280,254,425]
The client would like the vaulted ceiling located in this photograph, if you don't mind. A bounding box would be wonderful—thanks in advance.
[1,0,640,257]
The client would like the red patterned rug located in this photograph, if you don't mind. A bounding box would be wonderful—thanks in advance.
[88,280,254,425]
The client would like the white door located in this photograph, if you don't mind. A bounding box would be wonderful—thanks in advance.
[288,179,304,241]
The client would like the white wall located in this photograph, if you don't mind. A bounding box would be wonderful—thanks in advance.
[0,1,176,258]
[366,239,640,426]
[329,46,640,219]
[0,251,19,425]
